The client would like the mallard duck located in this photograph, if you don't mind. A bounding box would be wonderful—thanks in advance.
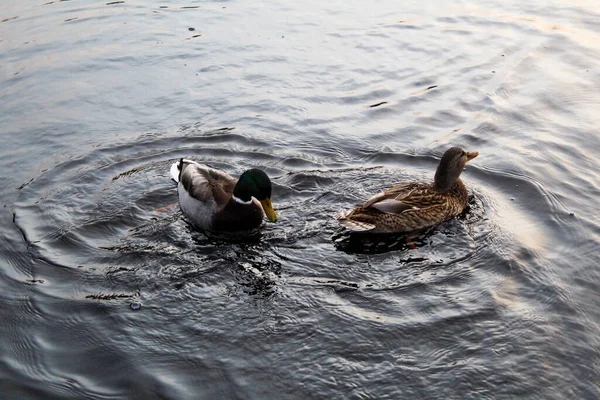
[337,147,478,233]
[170,159,277,233]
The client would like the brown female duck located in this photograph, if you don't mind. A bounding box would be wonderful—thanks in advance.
[337,147,478,233]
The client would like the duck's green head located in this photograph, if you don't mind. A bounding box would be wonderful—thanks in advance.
[434,147,478,191]
[234,169,277,222]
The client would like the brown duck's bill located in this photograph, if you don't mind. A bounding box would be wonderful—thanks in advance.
[466,151,479,161]
[260,198,278,222]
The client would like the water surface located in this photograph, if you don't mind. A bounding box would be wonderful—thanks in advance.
[1,0,600,398]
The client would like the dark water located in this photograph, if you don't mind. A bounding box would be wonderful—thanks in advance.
[2,0,600,398]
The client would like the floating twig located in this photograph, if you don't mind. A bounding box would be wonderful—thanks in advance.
[369,101,388,108]
[86,292,133,300]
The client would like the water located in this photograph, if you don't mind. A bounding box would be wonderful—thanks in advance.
[2,0,600,398]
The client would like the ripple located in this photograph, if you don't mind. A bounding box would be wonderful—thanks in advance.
[7,118,594,398]
[3,0,600,397]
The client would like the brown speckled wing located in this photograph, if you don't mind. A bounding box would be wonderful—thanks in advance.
[365,183,448,213]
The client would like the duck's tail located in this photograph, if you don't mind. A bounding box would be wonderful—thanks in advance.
[170,159,183,183]
[337,219,376,232]
[170,158,202,183]
[335,210,376,232]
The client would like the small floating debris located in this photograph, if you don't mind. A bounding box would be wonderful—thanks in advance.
[64,17,78,22]
[569,212,575,217]
[17,178,34,190]
[188,27,195,31]
[185,34,202,40]
[106,1,124,5]
[130,301,141,310]
[369,101,388,108]
[315,279,360,292]
[1,16,19,23]
[106,266,132,275]
[409,84,440,96]
[86,293,132,300]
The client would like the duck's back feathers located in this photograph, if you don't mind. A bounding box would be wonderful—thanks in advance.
[365,183,449,214]
[178,161,236,210]
[337,181,466,233]
[170,159,268,232]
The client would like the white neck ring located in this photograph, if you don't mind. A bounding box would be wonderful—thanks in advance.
[232,195,252,205]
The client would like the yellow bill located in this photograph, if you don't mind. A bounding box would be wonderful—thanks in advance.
[260,198,278,223]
